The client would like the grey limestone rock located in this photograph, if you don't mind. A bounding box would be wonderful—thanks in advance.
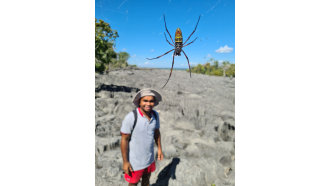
[95,68,235,186]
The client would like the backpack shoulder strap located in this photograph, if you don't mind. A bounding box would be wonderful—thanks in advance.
[132,109,138,131]
[152,110,158,123]
[130,109,138,141]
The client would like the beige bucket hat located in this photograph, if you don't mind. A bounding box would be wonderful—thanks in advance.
[133,88,162,107]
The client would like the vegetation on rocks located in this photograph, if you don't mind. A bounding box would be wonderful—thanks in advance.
[189,58,235,77]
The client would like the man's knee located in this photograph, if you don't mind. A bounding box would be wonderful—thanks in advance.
[141,173,151,186]
[142,173,151,180]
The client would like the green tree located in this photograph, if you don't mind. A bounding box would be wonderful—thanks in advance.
[189,59,234,77]
[95,19,119,73]
[95,58,105,73]
[213,68,223,76]
[227,64,235,77]
[114,52,130,68]
[210,59,218,75]
[205,62,211,75]
[221,61,231,77]
[213,60,219,69]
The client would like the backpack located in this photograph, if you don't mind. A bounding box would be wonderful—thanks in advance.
[129,109,158,142]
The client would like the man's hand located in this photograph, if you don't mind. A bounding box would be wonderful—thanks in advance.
[154,129,163,161]
[121,134,132,175]
[123,161,133,175]
[157,149,164,160]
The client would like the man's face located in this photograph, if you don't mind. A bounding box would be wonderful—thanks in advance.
[139,96,155,113]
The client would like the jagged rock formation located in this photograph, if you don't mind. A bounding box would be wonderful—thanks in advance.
[95,68,235,186]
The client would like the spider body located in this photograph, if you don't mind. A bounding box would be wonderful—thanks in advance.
[147,15,201,88]
[174,28,183,56]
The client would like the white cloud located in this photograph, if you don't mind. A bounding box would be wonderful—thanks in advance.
[215,45,233,53]
[144,61,150,65]
[132,54,136,58]
[207,53,212,58]
[122,48,127,51]
[150,49,155,53]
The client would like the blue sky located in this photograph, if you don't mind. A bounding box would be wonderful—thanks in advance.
[95,0,235,68]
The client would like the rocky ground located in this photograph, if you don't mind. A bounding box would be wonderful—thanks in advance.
[95,67,235,186]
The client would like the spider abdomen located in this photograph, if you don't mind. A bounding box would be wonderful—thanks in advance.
[174,42,183,56]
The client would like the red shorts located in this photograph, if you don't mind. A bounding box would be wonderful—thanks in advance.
[124,161,156,183]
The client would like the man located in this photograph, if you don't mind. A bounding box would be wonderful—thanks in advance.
[120,88,164,186]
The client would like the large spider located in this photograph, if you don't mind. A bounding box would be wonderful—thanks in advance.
[147,15,201,88]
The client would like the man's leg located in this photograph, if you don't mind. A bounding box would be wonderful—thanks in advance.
[141,173,151,186]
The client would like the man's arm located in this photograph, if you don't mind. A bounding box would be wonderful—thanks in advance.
[120,134,133,174]
[154,129,163,160]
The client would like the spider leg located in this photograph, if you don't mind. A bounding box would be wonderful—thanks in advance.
[183,37,198,47]
[146,49,175,60]
[183,15,201,45]
[182,49,191,77]
[162,53,175,88]
[164,32,174,47]
[164,15,175,44]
